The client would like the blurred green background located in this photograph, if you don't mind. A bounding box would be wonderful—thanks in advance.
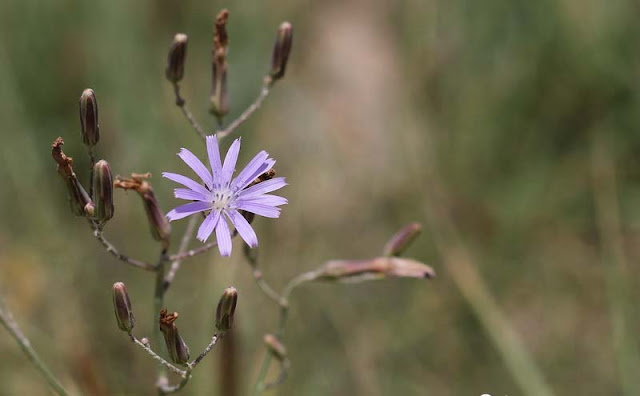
[1,0,640,395]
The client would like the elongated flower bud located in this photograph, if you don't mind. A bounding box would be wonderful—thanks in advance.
[269,22,293,82]
[263,334,287,361]
[141,187,171,248]
[210,58,229,118]
[93,160,114,224]
[210,9,230,118]
[382,223,422,257]
[113,282,135,333]
[316,257,435,282]
[79,89,99,147]
[215,287,237,332]
[166,33,188,83]
[159,309,190,365]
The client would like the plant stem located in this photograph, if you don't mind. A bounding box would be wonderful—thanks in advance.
[172,82,206,140]
[217,83,271,140]
[92,226,155,271]
[163,216,198,292]
[0,299,69,396]
[88,148,96,199]
[129,334,186,378]
[253,270,318,393]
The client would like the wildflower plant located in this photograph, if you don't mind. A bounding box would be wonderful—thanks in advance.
[0,8,435,395]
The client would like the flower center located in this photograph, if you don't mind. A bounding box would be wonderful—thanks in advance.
[212,187,234,211]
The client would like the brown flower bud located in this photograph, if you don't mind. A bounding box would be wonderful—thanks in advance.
[165,33,188,83]
[93,160,114,224]
[141,186,171,249]
[263,334,287,361]
[269,22,293,82]
[215,287,238,332]
[210,9,230,118]
[159,309,190,365]
[316,257,435,282]
[112,282,135,333]
[79,89,99,147]
[210,59,229,118]
[382,223,422,257]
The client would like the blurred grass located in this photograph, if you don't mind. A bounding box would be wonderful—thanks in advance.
[1,0,640,395]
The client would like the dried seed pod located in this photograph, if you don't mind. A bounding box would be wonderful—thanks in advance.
[159,310,190,365]
[215,287,238,332]
[79,89,99,147]
[93,160,114,224]
[112,282,135,333]
[263,334,287,361]
[382,223,422,257]
[316,257,435,282]
[269,22,293,82]
[52,137,93,217]
[165,33,188,83]
[114,174,171,249]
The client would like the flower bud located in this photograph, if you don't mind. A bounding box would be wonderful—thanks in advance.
[215,287,238,332]
[165,33,188,83]
[316,257,435,282]
[79,89,99,147]
[93,160,114,224]
[263,334,287,361]
[382,223,422,257]
[112,282,135,333]
[209,60,229,118]
[159,309,190,365]
[269,22,293,82]
[141,186,171,249]
[210,9,230,118]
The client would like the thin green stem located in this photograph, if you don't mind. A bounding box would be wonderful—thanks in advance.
[253,270,319,393]
[129,334,186,378]
[172,82,206,140]
[88,148,96,199]
[217,83,271,140]
[0,299,69,396]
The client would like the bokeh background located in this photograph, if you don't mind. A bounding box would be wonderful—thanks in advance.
[1,0,640,395]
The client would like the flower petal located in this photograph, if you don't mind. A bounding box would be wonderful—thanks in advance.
[238,177,287,199]
[231,150,269,189]
[221,138,241,186]
[234,202,281,218]
[197,210,220,242]
[226,210,258,248]
[166,201,211,221]
[174,188,209,202]
[162,172,210,196]
[206,135,223,184]
[237,159,276,191]
[215,217,233,256]
[178,148,213,188]
[237,194,288,207]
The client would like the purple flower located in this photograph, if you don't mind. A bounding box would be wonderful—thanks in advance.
[163,135,287,256]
